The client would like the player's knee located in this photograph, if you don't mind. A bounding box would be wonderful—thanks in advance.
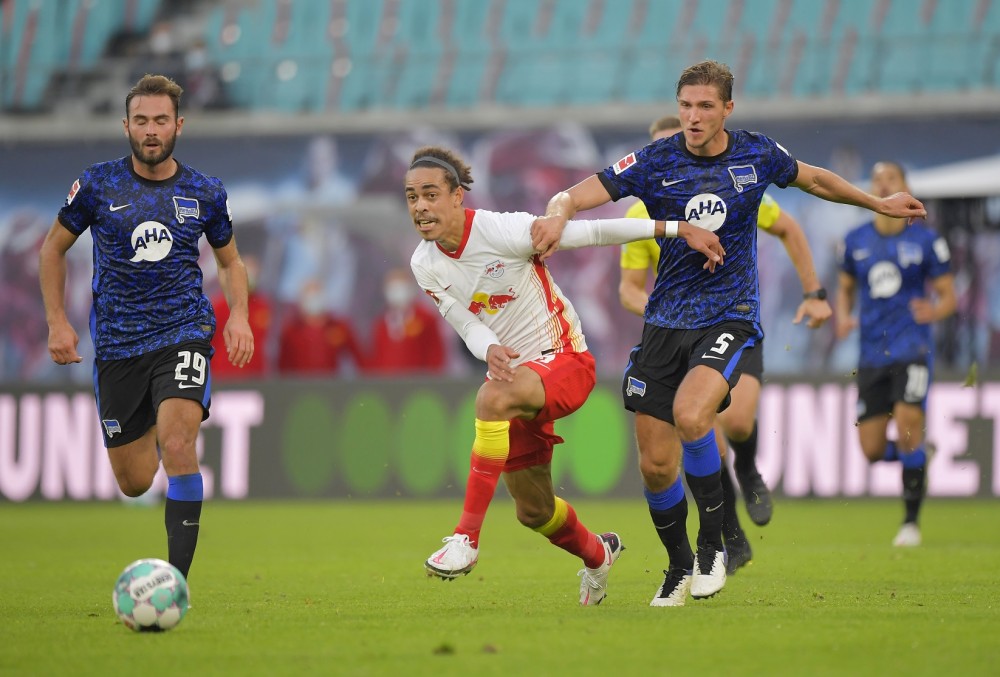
[672,406,712,441]
[475,387,515,421]
[723,417,754,442]
[157,436,199,473]
[638,456,678,490]
[117,474,153,497]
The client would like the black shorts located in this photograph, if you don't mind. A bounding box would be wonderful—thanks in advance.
[856,359,931,421]
[622,320,762,425]
[94,340,213,448]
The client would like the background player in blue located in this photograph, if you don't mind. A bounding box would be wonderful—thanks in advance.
[835,161,955,548]
[38,74,254,579]
[532,60,926,606]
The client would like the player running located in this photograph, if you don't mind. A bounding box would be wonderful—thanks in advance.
[532,60,926,605]
[836,160,955,547]
[405,145,722,606]
[39,74,254,579]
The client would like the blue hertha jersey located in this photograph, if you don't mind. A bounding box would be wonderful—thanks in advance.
[599,129,798,331]
[58,157,233,360]
[839,221,951,368]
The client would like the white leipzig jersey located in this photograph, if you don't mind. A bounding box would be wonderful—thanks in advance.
[411,208,654,368]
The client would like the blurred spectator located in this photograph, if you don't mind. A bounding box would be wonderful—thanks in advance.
[366,268,447,375]
[182,38,226,110]
[211,254,273,379]
[278,280,364,376]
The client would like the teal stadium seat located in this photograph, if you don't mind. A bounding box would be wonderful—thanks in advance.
[874,0,932,94]
[621,1,687,103]
[335,0,392,111]
[389,0,445,109]
[567,0,634,105]
[265,1,333,112]
[442,0,493,108]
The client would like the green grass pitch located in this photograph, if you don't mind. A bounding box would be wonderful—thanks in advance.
[2,498,998,676]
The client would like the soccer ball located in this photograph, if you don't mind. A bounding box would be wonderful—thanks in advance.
[112,558,189,632]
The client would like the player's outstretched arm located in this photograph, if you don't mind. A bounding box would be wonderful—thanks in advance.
[532,175,613,260]
[835,271,858,340]
[38,219,83,365]
[765,211,831,328]
[792,161,926,221]
[212,240,255,368]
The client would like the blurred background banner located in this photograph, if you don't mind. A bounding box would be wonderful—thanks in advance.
[2,0,1000,500]
[2,377,998,501]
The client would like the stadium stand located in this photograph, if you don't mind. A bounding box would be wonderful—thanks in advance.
[2,0,1000,114]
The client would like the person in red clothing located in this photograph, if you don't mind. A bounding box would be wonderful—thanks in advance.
[211,254,272,379]
[367,268,447,375]
[278,280,364,376]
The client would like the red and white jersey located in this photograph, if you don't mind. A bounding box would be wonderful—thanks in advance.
[411,208,586,367]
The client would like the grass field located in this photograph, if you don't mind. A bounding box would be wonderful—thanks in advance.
[2,498,998,676]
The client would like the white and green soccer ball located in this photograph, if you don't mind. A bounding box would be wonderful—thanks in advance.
[113,558,189,632]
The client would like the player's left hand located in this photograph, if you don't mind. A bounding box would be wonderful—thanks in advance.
[793,299,833,329]
[678,221,725,272]
[530,215,567,260]
[224,316,255,368]
[910,297,936,324]
[878,192,926,223]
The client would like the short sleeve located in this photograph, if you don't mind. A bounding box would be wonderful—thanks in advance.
[205,180,234,248]
[56,170,96,236]
[838,236,856,277]
[599,143,657,202]
[927,232,951,278]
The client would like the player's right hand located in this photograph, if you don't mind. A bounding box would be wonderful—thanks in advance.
[47,322,82,365]
[485,344,519,383]
[530,215,567,261]
[879,192,926,223]
[678,221,725,272]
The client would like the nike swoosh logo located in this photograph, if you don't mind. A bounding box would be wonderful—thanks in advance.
[705,502,723,513]
[178,383,200,389]
[700,353,726,360]
[661,179,684,187]
[654,522,677,530]
[109,203,131,211]
[182,520,199,527]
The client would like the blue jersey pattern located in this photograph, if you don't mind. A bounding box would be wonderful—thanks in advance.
[839,221,951,368]
[58,157,233,360]
[600,129,798,331]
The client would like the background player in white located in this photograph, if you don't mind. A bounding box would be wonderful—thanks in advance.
[39,74,254,579]
[836,161,955,547]
[406,145,722,606]
[532,61,926,606]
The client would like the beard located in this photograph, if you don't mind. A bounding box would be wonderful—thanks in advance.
[129,132,176,168]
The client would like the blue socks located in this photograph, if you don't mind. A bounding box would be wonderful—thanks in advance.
[682,430,722,477]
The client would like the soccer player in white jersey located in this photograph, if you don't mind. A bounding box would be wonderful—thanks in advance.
[406,145,723,606]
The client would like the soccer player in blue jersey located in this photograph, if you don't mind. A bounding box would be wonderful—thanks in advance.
[620,115,833,576]
[533,60,926,606]
[39,74,254,579]
[835,161,955,547]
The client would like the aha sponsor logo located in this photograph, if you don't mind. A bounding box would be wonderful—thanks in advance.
[468,287,518,315]
[130,221,174,262]
[684,193,727,232]
[867,261,902,298]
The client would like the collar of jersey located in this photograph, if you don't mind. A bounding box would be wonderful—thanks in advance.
[437,208,476,258]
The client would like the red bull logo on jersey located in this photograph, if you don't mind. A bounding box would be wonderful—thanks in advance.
[727,164,758,193]
[130,221,174,262]
[468,287,519,315]
[484,259,505,279]
[684,193,727,232]
[173,196,200,223]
